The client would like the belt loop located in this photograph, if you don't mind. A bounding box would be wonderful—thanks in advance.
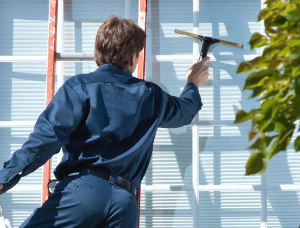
[131,184,137,196]
[131,188,136,196]
[109,175,116,185]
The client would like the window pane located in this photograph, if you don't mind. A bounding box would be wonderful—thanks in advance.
[140,191,194,228]
[267,191,300,228]
[198,191,261,228]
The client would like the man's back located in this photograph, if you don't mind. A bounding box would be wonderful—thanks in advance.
[54,63,202,189]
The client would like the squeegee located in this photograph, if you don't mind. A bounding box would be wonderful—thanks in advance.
[174,29,243,60]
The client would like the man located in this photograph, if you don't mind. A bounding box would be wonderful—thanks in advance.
[0,16,209,227]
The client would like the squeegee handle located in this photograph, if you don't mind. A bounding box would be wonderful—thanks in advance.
[174,29,243,48]
[174,29,199,39]
[200,42,210,59]
[219,40,243,48]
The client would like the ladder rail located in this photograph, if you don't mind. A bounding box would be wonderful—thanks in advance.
[136,2,148,227]
[42,0,57,204]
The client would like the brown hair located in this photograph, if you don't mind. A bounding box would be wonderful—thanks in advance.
[94,16,146,70]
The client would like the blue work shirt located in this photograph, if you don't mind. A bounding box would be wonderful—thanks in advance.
[0,64,202,193]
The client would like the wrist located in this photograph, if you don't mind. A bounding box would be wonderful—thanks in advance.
[0,184,3,195]
[186,79,199,88]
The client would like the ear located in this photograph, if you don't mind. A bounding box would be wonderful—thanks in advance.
[129,54,135,67]
[128,53,139,73]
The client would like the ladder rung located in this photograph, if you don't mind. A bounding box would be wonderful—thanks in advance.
[0,56,47,62]
[55,52,94,61]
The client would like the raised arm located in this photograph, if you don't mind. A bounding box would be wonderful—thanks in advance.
[158,57,210,128]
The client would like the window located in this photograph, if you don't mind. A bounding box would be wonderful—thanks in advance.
[0,1,299,227]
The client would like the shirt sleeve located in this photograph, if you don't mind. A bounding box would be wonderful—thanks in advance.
[0,83,85,193]
[156,82,203,128]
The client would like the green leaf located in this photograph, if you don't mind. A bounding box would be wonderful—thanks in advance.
[249,87,265,98]
[277,129,294,151]
[245,76,271,90]
[274,117,290,133]
[248,137,263,151]
[285,8,300,22]
[266,135,280,159]
[278,46,290,58]
[249,32,268,50]
[287,36,300,45]
[234,109,252,124]
[237,61,252,73]
[294,136,300,152]
[261,99,276,119]
[249,56,268,70]
[248,135,275,154]
[292,96,300,115]
[237,56,267,74]
[272,15,287,26]
[295,78,300,95]
[262,46,280,59]
[243,69,274,90]
[260,118,275,132]
[245,152,266,175]
[257,8,270,21]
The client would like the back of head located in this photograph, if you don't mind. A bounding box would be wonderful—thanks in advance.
[94,16,146,70]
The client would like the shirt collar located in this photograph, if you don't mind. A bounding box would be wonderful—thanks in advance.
[97,64,133,77]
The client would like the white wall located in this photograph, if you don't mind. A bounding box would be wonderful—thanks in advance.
[0,0,299,227]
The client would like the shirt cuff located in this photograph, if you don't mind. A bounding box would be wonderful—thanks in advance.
[183,82,203,111]
[0,162,22,193]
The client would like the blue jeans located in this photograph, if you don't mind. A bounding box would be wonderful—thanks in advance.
[20,174,138,228]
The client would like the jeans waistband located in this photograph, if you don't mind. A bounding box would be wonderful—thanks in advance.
[80,167,137,196]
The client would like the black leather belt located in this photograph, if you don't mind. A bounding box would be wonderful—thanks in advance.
[86,168,135,195]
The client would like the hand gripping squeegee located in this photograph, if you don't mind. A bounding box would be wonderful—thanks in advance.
[174,29,243,60]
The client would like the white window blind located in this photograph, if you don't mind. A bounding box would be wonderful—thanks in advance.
[0,1,49,227]
[142,0,300,227]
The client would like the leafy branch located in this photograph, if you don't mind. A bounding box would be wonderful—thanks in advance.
[235,0,300,175]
